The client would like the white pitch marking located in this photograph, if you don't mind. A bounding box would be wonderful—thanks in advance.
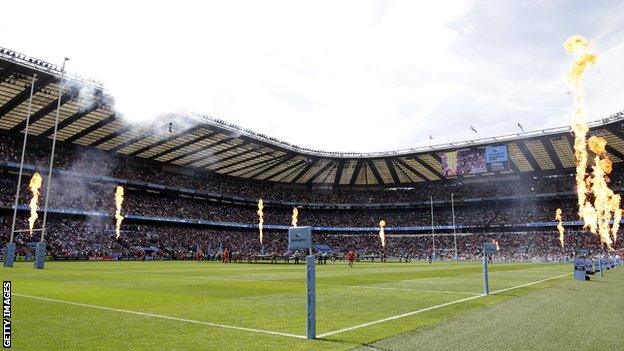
[317,272,571,338]
[13,293,306,339]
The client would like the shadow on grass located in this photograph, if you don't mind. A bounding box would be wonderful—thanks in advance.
[317,336,397,351]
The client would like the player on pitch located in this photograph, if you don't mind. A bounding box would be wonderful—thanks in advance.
[346,248,356,268]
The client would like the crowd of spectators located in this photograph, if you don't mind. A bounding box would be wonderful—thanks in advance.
[0,170,581,228]
[3,134,622,206]
[1,215,619,262]
[2,133,624,263]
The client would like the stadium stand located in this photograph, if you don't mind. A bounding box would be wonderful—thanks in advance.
[1,47,624,263]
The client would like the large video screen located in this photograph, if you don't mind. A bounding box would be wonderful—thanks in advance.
[440,145,508,176]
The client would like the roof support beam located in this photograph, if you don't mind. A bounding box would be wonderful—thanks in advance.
[220,152,282,175]
[270,160,308,182]
[385,159,401,184]
[430,153,443,163]
[508,159,521,173]
[169,136,238,165]
[129,125,205,156]
[212,149,273,172]
[148,131,219,161]
[88,125,133,148]
[249,154,299,180]
[542,138,564,169]
[9,87,80,133]
[198,142,254,169]
[367,160,384,185]
[349,160,365,185]
[39,101,106,139]
[290,158,318,183]
[252,153,299,180]
[241,154,294,179]
[109,127,168,153]
[516,140,541,171]
[333,160,345,188]
[395,158,427,181]
[606,124,624,139]
[0,75,55,120]
[319,163,338,183]
[63,114,117,144]
[606,144,624,161]
[411,156,445,180]
[187,141,249,167]
[306,161,336,184]
[395,161,418,183]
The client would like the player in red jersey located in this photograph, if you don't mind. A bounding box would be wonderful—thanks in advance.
[222,248,230,264]
[195,249,204,261]
[346,249,356,268]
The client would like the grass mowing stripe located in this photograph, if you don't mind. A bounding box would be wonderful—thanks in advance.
[188,275,479,295]
[317,272,571,338]
[488,273,571,294]
[13,293,306,339]
[343,285,481,295]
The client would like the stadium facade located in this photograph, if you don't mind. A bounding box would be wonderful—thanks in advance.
[1,47,623,260]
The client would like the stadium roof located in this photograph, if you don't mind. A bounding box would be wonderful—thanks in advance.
[2,47,624,187]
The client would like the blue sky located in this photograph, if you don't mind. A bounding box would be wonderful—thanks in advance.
[1,0,623,152]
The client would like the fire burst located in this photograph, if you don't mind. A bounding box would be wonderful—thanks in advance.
[27,172,43,237]
[291,207,298,227]
[555,208,565,248]
[565,35,621,250]
[491,239,499,251]
[379,220,386,248]
[114,186,124,239]
[257,199,264,245]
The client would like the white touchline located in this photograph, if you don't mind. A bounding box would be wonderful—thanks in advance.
[13,293,306,339]
[317,272,571,338]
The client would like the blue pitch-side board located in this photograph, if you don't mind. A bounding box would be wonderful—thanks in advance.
[483,242,498,255]
[574,258,589,281]
[288,226,312,250]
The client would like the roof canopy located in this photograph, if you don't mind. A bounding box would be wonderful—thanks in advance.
[2,48,624,187]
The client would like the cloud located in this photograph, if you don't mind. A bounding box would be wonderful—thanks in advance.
[1,0,622,152]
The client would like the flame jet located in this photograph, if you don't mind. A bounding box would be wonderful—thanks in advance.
[257,199,264,245]
[555,208,565,248]
[114,186,125,239]
[27,172,43,237]
[291,207,298,227]
[379,220,386,248]
[585,136,620,249]
[565,35,621,250]
[491,239,499,251]
[565,35,595,213]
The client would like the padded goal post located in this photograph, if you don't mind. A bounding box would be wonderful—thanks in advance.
[288,226,315,339]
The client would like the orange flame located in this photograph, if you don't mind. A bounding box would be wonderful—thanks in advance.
[257,199,264,245]
[27,172,43,237]
[555,208,565,248]
[379,220,386,248]
[491,239,499,251]
[565,35,621,250]
[291,207,298,227]
[114,186,124,239]
[565,35,595,215]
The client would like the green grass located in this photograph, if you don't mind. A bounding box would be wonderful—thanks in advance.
[2,260,617,350]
